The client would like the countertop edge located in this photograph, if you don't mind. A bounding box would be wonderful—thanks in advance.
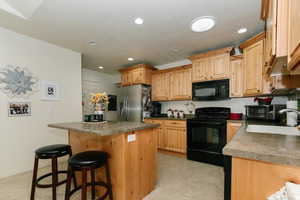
[223,124,300,167]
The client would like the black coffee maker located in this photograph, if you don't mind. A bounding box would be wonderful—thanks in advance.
[151,102,162,117]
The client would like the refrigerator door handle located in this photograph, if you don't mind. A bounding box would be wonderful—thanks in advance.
[126,96,129,121]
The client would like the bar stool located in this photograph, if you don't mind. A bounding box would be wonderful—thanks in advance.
[30,144,77,200]
[65,151,113,200]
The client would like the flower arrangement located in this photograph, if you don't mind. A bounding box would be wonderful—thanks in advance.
[90,92,109,113]
[90,92,109,104]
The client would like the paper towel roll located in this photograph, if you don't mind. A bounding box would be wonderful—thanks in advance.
[286,100,298,127]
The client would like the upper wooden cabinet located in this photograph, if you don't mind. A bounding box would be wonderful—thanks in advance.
[230,57,244,97]
[169,65,192,100]
[261,0,300,73]
[189,47,232,82]
[151,72,170,101]
[119,64,155,86]
[152,65,192,101]
[241,37,264,96]
[287,0,300,72]
[264,0,288,69]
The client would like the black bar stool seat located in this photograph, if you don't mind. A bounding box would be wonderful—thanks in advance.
[30,144,76,200]
[65,151,113,200]
[36,144,71,159]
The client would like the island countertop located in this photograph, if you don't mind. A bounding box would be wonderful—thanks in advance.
[48,121,160,136]
[223,123,300,167]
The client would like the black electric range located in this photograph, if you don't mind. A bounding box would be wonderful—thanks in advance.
[187,107,231,166]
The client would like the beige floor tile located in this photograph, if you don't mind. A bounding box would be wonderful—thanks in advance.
[0,153,224,200]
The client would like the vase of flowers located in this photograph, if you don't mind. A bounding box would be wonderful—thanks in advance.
[90,92,109,120]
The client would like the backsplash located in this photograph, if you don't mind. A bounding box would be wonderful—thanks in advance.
[160,97,288,114]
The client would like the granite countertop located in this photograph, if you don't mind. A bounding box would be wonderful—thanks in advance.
[223,123,300,167]
[48,121,160,136]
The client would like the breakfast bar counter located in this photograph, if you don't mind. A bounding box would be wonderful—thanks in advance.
[49,121,160,200]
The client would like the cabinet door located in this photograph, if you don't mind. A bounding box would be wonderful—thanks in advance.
[265,0,277,66]
[288,0,300,71]
[192,58,210,82]
[230,59,244,97]
[151,120,165,149]
[164,127,186,153]
[132,68,143,84]
[227,122,242,143]
[121,71,130,86]
[151,73,169,101]
[211,53,230,80]
[170,68,192,100]
[243,40,264,96]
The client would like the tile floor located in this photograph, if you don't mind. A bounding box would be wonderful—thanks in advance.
[0,153,224,200]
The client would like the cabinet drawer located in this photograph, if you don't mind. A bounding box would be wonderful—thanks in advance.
[151,120,164,126]
[165,120,186,128]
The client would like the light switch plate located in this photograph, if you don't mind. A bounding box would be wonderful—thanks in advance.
[127,134,136,142]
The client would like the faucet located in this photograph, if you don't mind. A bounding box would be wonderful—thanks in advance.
[279,109,300,115]
[279,109,299,127]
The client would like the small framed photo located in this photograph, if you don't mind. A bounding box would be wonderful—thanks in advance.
[8,102,31,117]
[41,81,60,101]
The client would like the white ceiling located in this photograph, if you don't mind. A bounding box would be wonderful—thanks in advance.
[0,0,264,74]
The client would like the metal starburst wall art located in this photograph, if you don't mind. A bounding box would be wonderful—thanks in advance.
[0,65,39,98]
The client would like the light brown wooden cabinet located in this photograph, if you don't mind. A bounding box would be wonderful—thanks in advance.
[190,47,231,82]
[287,0,300,72]
[211,53,230,80]
[227,121,242,143]
[119,64,155,86]
[232,157,300,200]
[169,66,192,100]
[230,58,244,97]
[151,72,170,101]
[144,119,186,154]
[152,65,192,101]
[242,39,264,96]
[192,57,211,82]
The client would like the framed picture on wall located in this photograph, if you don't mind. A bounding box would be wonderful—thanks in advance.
[8,102,31,117]
[41,81,60,101]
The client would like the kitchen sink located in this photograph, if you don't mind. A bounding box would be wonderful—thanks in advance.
[246,125,300,136]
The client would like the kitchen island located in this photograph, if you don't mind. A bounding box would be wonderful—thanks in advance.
[49,121,160,200]
[223,123,300,200]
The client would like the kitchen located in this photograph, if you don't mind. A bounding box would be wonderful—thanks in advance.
[0,0,299,200]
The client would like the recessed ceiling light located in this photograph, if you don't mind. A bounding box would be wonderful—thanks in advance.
[238,28,247,34]
[134,18,144,25]
[88,41,96,46]
[97,66,104,69]
[128,58,134,61]
[190,16,216,32]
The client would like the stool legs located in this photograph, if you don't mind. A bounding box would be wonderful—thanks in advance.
[51,157,58,200]
[105,162,113,200]
[30,156,39,200]
[65,167,72,200]
[81,169,87,200]
[91,169,96,200]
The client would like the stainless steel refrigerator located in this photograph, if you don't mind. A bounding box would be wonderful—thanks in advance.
[119,84,151,122]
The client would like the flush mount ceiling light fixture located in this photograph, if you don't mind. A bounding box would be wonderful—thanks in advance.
[97,66,104,69]
[134,17,144,25]
[128,58,134,61]
[88,41,97,46]
[190,16,216,32]
[237,28,248,34]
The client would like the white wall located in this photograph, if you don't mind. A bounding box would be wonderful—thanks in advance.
[0,27,82,179]
[82,68,121,121]
[160,97,288,114]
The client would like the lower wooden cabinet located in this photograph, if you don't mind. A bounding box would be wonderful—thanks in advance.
[144,119,187,154]
[227,122,243,143]
[232,157,300,200]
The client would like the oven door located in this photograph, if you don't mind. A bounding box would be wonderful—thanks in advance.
[187,120,227,153]
[192,79,229,101]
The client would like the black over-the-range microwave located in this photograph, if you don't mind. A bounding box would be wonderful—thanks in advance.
[192,79,230,101]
